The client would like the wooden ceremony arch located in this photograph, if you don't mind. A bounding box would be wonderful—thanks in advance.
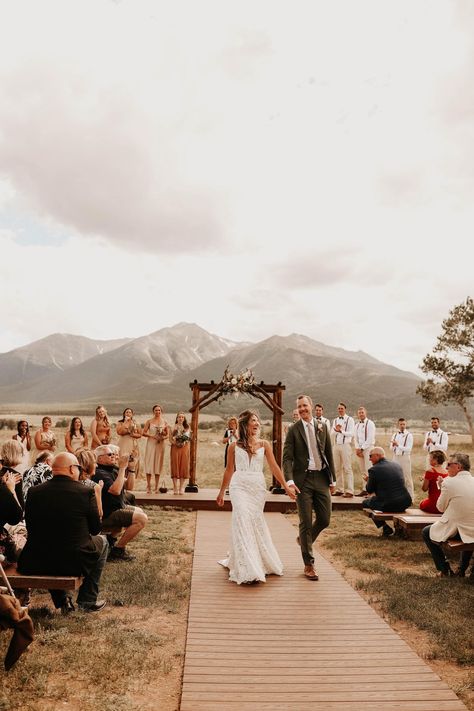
[186,377,286,492]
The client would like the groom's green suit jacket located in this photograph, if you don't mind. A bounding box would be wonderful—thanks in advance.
[282,418,335,489]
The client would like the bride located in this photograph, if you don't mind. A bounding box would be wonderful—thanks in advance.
[216,409,298,584]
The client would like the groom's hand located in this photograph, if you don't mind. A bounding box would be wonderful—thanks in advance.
[329,484,336,494]
[287,484,299,500]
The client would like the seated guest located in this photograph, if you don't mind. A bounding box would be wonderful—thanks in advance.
[0,467,23,564]
[18,452,108,612]
[22,452,54,501]
[93,445,147,562]
[363,447,412,537]
[76,449,103,519]
[422,452,474,577]
[420,450,448,513]
[1,441,26,511]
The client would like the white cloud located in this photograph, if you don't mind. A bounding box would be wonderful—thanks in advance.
[0,0,473,374]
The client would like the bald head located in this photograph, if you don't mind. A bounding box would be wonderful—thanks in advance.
[52,452,80,479]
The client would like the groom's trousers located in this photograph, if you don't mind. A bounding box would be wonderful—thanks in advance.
[296,469,332,566]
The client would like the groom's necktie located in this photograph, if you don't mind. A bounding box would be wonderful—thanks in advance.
[307,421,323,471]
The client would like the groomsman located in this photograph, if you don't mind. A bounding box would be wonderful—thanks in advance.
[390,418,414,499]
[314,404,330,431]
[423,417,449,457]
[354,406,376,496]
[331,402,355,497]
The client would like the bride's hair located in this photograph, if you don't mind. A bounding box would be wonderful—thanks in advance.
[237,409,260,453]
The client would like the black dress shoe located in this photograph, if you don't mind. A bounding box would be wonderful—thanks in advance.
[79,599,107,613]
[60,595,75,615]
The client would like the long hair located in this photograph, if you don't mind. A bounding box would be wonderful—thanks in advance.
[95,405,110,427]
[17,420,29,435]
[119,408,134,423]
[69,417,85,438]
[175,412,189,430]
[237,409,260,454]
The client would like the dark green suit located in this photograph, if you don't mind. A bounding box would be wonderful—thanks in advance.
[283,418,335,566]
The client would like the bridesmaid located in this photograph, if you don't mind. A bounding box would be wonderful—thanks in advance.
[33,416,57,455]
[169,412,191,495]
[12,420,32,474]
[116,407,142,471]
[65,417,89,453]
[90,405,111,449]
[143,404,169,494]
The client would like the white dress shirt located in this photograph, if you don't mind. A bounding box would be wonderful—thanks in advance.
[391,431,413,456]
[423,429,448,452]
[354,418,375,450]
[331,416,355,445]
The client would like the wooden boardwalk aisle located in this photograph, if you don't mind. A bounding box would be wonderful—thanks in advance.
[180,511,467,711]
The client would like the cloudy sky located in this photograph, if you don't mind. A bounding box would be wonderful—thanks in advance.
[0,0,472,374]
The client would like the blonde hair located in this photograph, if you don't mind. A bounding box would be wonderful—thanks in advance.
[76,449,97,477]
[1,440,24,468]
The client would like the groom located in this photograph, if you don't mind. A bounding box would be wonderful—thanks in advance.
[283,395,335,580]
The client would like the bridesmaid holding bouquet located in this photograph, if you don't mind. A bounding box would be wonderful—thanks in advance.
[143,405,169,494]
[170,412,191,495]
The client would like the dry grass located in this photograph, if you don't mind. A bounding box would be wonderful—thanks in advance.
[0,508,195,711]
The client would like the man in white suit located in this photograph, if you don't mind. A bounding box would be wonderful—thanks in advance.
[422,452,474,577]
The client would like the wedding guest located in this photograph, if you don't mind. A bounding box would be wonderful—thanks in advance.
[222,417,238,467]
[90,405,111,450]
[420,450,448,514]
[1,440,26,511]
[12,420,32,475]
[170,412,191,495]
[19,452,108,613]
[76,448,103,519]
[93,445,147,562]
[65,417,89,453]
[354,406,376,496]
[390,418,414,499]
[363,447,412,536]
[33,416,57,456]
[22,452,54,501]
[422,452,474,577]
[0,469,23,564]
[142,405,169,494]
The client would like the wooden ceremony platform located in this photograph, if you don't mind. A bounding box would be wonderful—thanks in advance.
[135,489,365,512]
[180,511,467,711]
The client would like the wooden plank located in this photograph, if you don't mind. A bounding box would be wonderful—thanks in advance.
[4,566,82,590]
[180,511,467,710]
[134,488,365,512]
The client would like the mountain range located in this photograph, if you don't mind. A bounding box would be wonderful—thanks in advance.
[0,322,432,419]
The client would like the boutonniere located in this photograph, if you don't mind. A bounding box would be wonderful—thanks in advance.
[317,423,323,432]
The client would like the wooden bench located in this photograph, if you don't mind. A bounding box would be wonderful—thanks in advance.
[392,514,441,538]
[442,539,474,553]
[3,563,83,591]
[363,507,431,524]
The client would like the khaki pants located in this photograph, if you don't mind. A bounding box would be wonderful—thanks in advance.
[356,449,371,490]
[334,443,354,494]
[296,470,332,566]
[394,454,414,500]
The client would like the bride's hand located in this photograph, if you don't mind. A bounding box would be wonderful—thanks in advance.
[216,491,225,507]
[285,484,299,500]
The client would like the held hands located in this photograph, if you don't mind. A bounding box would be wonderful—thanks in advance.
[329,484,336,495]
[286,484,299,500]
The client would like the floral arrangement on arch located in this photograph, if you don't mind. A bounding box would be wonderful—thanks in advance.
[220,367,256,397]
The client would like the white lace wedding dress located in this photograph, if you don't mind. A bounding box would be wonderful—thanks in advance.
[219,445,283,584]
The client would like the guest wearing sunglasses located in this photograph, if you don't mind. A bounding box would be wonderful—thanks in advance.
[93,445,148,562]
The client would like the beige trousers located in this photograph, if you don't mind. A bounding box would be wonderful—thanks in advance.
[393,454,414,500]
[334,443,354,494]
